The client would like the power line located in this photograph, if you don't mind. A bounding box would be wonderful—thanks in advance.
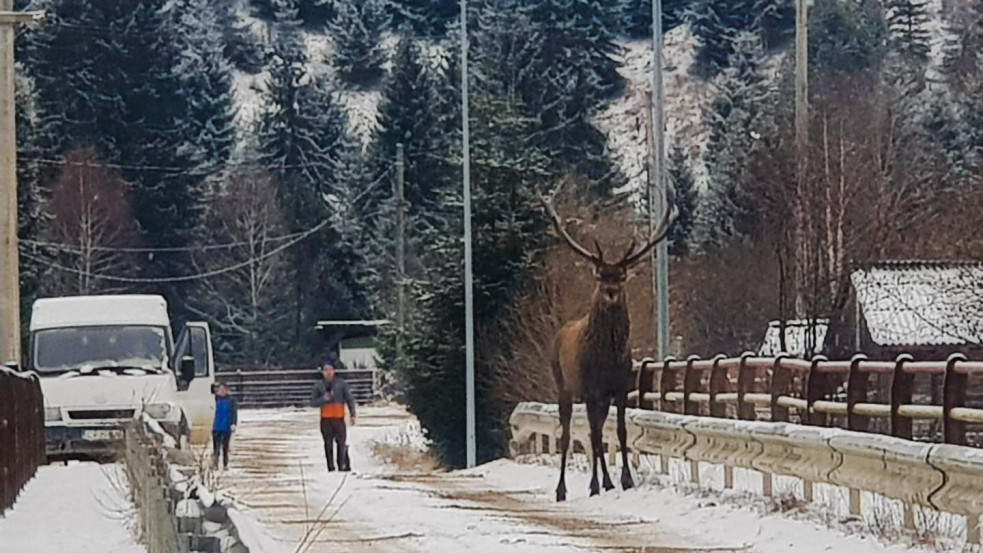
[19,219,327,284]
[19,227,311,253]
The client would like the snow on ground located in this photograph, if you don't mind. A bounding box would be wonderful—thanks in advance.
[214,405,941,553]
[0,463,145,553]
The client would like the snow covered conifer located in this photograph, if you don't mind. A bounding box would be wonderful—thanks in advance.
[330,0,389,89]
[886,0,931,61]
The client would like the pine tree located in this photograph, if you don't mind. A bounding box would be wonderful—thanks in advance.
[217,1,267,73]
[258,40,358,350]
[330,0,389,89]
[520,0,624,194]
[689,0,749,74]
[175,0,237,178]
[886,0,931,61]
[269,0,305,54]
[369,38,449,216]
[401,94,551,466]
[390,0,458,37]
[690,0,793,74]
[298,0,337,29]
[700,32,775,244]
[809,0,888,77]
[619,0,691,39]
[667,145,697,256]
[25,0,213,314]
[756,0,795,49]
[14,66,43,346]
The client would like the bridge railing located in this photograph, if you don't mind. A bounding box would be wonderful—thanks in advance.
[0,366,45,515]
[510,401,983,544]
[629,353,983,446]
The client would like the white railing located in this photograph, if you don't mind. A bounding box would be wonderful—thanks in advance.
[509,402,983,544]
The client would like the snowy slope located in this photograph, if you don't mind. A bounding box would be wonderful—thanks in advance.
[598,29,715,200]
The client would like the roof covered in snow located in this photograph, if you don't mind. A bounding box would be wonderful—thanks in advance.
[852,261,983,347]
[758,319,829,358]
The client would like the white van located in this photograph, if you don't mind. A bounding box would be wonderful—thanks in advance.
[29,295,216,457]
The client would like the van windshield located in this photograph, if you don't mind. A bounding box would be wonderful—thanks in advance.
[34,326,169,374]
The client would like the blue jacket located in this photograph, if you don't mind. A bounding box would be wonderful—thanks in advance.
[213,396,238,433]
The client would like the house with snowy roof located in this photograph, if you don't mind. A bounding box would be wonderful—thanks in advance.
[758,319,830,358]
[825,261,983,360]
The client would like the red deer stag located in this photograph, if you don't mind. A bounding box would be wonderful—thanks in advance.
[541,183,676,502]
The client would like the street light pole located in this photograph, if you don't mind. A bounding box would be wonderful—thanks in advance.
[460,0,476,469]
[652,0,670,361]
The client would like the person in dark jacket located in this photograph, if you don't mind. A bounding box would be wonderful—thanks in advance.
[312,360,357,471]
[212,383,238,469]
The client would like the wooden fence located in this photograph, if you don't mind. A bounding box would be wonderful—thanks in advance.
[0,366,45,515]
[630,353,983,446]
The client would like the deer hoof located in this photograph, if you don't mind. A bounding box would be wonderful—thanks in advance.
[603,478,615,492]
[556,484,567,502]
[621,469,635,491]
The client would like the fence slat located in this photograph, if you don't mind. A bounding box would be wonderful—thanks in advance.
[0,367,45,515]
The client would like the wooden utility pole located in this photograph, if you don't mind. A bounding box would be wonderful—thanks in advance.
[0,4,44,365]
[793,0,810,317]
[394,143,406,372]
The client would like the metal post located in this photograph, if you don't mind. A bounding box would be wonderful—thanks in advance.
[0,7,42,365]
[395,144,406,374]
[460,0,476,469]
[651,0,669,361]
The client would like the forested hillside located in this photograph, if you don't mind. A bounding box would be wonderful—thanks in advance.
[12,0,983,464]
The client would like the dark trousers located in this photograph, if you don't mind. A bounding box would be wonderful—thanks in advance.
[320,418,348,471]
[212,431,231,468]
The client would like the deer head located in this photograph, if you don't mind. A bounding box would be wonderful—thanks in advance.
[540,180,677,311]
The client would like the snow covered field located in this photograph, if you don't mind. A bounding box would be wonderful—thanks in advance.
[213,405,943,553]
[0,463,144,553]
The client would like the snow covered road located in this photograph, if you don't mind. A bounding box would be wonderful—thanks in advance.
[217,406,928,553]
[0,463,144,553]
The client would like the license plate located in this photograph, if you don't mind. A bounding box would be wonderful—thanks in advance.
[83,429,122,441]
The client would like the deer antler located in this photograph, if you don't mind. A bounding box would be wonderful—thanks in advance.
[539,182,604,265]
[617,181,679,268]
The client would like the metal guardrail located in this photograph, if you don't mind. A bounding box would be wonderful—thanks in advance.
[629,353,983,445]
[215,366,377,408]
[510,401,983,544]
[0,366,45,514]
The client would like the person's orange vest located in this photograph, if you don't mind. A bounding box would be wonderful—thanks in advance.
[321,403,346,419]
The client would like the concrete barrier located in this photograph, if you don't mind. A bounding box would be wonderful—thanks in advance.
[510,401,983,544]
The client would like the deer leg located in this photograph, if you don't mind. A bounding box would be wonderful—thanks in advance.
[586,399,602,496]
[617,393,635,490]
[595,399,615,492]
[556,395,572,502]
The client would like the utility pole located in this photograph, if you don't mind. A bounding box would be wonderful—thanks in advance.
[793,0,810,317]
[651,0,670,361]
[460,0,476,469]
[0,5,44,365]
[394,144,406,375]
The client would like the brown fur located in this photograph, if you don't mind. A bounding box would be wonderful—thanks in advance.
[552,264,637,501]
[539,179,676,502]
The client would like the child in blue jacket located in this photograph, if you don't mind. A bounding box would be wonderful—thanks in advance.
[212,383,238,469]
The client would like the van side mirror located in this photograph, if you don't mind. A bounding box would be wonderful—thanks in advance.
[178,356,195,391]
